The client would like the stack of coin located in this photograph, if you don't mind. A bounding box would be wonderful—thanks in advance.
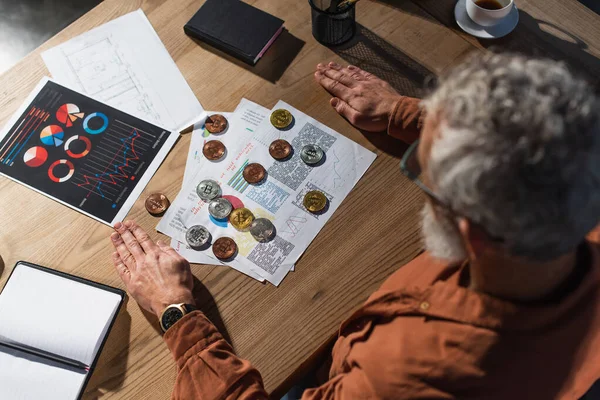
[229,207,255,231]
[300,144,324,165]
[303,190,328,213]
[269,139,292,160]
[208,197,233,219]
[145,193,170,216]
[186,225,211,249]
[203,140,226,161]
[205,114,228,134]
[270,109,293,129]
[196,179,222,202]
[250,218,276,243]
[213,237,238,260]
[243,163,266,184]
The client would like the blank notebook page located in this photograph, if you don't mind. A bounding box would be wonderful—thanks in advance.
[0,263,122,366]
[0,347,87,399]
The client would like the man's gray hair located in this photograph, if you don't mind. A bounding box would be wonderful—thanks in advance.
[424,52,600,261]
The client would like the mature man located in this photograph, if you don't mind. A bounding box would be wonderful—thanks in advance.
[109,52,600,399]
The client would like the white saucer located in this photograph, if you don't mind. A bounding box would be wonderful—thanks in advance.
[454,0,519,39]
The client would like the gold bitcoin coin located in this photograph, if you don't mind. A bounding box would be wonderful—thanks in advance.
[229,207,255,231]
[303,190,328,213]
[270,109,293,129]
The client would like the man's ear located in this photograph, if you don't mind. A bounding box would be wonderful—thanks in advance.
[458,218,490,259]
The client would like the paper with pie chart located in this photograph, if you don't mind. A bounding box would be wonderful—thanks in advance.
[0,77,179,225]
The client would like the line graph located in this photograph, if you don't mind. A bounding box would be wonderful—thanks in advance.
[71,119,154,203]
[281,215,308,237]
[332,149,343,188]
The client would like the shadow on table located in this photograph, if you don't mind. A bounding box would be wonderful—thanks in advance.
[193,29,305,83]
[331,24,434,98]
[327,24,431,157]
[0,255,4,278]
[476,10,600,87]
[373,0,441,24]
[192,276,233,346]
[136,277,231,345]
[83,298,132,400]
[577,0,600,15]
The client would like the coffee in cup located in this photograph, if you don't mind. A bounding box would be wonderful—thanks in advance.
[466,0,513,26]
[475,0,504,9]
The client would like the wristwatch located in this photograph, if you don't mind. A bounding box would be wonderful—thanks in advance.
[159,303,197,333]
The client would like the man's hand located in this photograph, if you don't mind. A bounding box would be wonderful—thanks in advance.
[110,220,195,317]
[314,62,402,132]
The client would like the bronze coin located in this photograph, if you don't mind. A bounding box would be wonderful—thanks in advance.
[243,163,266,184]
[203,140,226,161]
[269,139,292,160]
[212,237,238,260]
[145,193,170,215]
[205,114,228,134]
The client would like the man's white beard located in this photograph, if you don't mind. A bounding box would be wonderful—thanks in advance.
[421,203,467,262]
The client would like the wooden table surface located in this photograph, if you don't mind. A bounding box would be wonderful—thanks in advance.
[0,0,598,398]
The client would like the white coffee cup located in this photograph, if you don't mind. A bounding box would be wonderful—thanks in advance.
[466,0,514,27]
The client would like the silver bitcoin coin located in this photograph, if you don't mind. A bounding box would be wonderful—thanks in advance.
[249,218,276,243]
[300,144,324,165]
[196,179,222,202]
[185,225,211,249]
[208,197,233,219]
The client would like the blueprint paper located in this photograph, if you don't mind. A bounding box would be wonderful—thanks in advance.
[159,100,376,285]
[42,9,203,132]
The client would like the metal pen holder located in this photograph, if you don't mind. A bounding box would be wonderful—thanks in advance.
[309,0,357,46]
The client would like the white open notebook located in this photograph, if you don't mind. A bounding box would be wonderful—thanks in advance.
[0,262,124,399]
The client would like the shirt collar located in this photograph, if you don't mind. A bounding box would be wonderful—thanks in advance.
[419,242,600,331]
[349,242,600,332]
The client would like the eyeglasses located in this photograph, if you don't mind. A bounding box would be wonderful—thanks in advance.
[401,139,505,243]
[399,139,447,206]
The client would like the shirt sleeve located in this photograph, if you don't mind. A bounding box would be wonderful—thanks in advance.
[300,368,378,400]
[387,96,425,144]
[587,224,600,245]
[163,311,269,400]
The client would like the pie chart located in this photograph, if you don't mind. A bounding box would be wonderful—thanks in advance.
[40,125,65,147]
[48,159,75,183]
[65,135,92,158]
[23,146,48,168]
[56,103,84,128]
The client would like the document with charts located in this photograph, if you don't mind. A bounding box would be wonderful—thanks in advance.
[0,77,178,225]
[42,9,203,131]
[158,100,376,286]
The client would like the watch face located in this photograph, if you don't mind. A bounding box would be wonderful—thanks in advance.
[161,307,184,331]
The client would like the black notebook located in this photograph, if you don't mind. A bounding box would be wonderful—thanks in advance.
[0,261,124,399]
[184,0,284,65]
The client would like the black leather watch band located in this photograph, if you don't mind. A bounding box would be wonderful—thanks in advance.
[182,304,197,313]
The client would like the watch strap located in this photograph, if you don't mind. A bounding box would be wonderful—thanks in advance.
[182,304,198,313]
[160,303,198,333]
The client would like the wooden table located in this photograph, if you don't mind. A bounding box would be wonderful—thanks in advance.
[0,0,598,398]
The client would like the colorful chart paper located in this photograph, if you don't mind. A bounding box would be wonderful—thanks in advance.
[0,78,179,225]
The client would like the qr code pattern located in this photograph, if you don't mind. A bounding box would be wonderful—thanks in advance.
[267,123,337,190]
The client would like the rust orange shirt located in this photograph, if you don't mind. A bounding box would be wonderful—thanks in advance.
[163,97,600,399]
